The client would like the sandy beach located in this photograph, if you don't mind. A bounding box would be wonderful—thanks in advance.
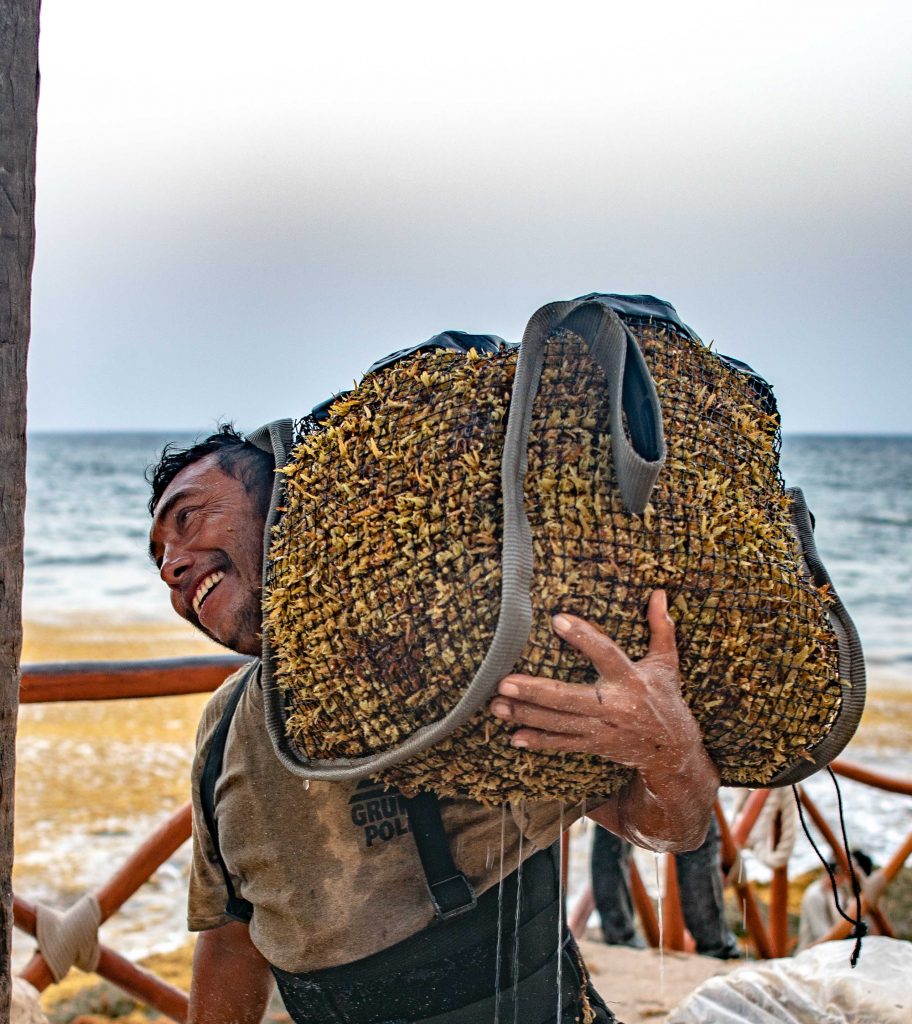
[16,618,221,893]
[21,616,226,665]
[14,617,912,1022]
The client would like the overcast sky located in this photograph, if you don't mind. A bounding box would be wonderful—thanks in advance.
[27,0,911,434]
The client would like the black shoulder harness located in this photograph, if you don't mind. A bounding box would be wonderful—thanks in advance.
[199,670,255,922]
[199,672,476,924]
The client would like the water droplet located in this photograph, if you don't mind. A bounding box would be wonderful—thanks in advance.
[512,818,525,1024]
[302,779,310,791]
[655,853,665,995]
[494,803,507,1024]
[556,803,565,1024]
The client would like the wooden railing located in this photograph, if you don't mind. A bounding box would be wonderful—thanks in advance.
[19,655,249,704]
[15,657,912,1021]
[14,807,193,1020]
[569,763,912,958]
[16,657,248,1023]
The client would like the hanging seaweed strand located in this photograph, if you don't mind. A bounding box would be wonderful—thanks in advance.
[493,801,508,1024]
[556,803,565,1023]
[512,805,525,1024]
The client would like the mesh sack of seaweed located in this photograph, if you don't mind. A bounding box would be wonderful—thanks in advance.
[262,294,865,805]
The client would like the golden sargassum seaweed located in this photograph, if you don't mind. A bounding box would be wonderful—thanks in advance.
[265,323,842,804]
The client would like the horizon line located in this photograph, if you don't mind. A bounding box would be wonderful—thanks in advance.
[26,427,912,439]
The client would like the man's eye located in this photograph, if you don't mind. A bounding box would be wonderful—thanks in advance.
[177,507,197,528]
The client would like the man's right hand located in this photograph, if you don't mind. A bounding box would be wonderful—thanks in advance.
[189,920,274,1024]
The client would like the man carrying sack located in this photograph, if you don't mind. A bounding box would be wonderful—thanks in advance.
[148,425,718,1024]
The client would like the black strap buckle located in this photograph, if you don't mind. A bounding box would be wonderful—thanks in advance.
[428,872,477,920]
[225,893,254,923]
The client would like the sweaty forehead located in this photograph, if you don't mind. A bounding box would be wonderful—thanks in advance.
[149,455,237,549]
[156,453,229,512]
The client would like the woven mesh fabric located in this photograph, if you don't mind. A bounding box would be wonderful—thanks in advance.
[264,321,843,804]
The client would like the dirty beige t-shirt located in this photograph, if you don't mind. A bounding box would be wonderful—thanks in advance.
[189,662,595,974]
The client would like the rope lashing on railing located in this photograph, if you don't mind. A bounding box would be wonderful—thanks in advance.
[737,788,798,869]
[35,893,102,981]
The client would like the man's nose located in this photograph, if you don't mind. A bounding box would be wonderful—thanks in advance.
[160,548,191,586]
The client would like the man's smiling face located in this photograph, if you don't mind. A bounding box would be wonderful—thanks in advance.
[149,453,267,655]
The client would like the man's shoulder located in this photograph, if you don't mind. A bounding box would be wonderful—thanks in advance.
[195,659,261,750]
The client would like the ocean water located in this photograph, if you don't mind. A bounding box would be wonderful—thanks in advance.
[23,431,912,689]
[24,432,196,624]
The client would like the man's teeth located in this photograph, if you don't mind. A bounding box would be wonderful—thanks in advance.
[192,571,226,614]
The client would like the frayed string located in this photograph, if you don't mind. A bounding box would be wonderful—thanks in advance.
[792,774,866,967]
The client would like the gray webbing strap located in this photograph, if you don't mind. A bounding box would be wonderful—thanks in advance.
[767,488,866,786]
[516,298,665,514]
[258,332,538,778]
[258,299,665,781]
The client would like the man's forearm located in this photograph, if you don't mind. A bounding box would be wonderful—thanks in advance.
[189,921,274,1024]
[588,741,719,853]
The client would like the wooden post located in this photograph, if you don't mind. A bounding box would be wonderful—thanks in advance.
[770,864,790,957]
[662,855,686,951]
[714,802,774,959]
[628,859,660,949]
[0,2,40,1017]
[730,789,770,848]
[768,811,790,956]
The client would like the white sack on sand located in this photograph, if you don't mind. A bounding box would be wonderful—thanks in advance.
[11,978,49,1024]
[668,936,912,1024]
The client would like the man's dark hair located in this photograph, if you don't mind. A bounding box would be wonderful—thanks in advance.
[147,423,275,516]
[851,849,874,877]
[828,848,875,878]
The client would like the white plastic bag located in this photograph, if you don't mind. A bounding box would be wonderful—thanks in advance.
[667,936,912,1024]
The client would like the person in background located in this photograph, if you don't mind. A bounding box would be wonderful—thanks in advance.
[798,849,873,950]
[591,815,741,959]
